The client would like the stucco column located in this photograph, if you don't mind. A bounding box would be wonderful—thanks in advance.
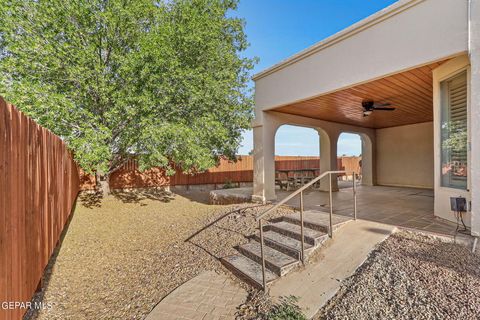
[252,114,277,203]
[317,128,339,192]
[360,133,376,186]
[470,0,480,236]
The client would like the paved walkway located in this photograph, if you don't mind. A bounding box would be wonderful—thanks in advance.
[145,271,246,320]
[269,219,397,319]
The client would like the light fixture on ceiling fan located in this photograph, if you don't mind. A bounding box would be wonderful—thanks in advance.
[362,99,396,117]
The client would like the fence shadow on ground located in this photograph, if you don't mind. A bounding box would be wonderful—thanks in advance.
[112,189,176,204]
[79,188,218,207]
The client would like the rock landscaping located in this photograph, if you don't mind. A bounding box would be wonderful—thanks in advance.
[25,189,294,320]
[316,231,480,319]
[209,187,253,205]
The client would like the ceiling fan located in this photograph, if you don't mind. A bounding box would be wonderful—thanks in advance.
[362,99,396,117]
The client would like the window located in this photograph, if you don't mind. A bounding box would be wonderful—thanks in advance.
[440,71,468,189]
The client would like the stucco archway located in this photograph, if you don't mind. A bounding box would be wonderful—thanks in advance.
[336,131,375,186]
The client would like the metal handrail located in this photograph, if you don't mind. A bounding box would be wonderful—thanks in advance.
[256,170,357,291]
[255,170,346,221]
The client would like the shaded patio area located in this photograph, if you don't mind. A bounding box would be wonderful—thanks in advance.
[277,184,459,236]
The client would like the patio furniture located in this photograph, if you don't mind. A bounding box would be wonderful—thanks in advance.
[275,169,318,190]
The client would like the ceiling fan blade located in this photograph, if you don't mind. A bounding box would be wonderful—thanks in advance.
[373,107,396,111]
[374,102,392,107]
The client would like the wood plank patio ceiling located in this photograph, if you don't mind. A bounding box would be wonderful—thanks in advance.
[273,60,447,129]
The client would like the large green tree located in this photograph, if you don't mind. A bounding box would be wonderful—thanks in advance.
[0,0,254,187]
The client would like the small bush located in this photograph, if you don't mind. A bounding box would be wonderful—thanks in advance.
[223,179,236,189]
[266,296,307,320]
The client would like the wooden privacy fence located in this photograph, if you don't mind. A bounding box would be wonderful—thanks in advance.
[338,156,362,176]
[0,97,80,320]
[102,155,361,190]
[108,156,255,189]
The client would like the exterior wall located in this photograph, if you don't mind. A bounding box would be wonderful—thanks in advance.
[470,0,480,236]
[254,0,468,112]
[433,55,471,226]
[376,122,434,188]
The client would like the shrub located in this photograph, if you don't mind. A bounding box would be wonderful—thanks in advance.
[223,179,236,189]
[266,296,307,320]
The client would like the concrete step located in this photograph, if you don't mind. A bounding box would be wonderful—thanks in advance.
[221,254,278,289]
[223,210,354,289]
[238,241,300,276]
[267,221,327,246]
[282,210,352,233]
[254,231,314,260]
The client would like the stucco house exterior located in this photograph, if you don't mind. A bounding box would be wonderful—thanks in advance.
[252,0,480,236]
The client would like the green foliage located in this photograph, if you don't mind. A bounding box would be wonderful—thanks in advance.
[222,178,235,189]
[0,0,255,177]
[442,121,467,154]
[266,296,307,320]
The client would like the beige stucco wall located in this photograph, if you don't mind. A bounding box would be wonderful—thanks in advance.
[470,0,480,235]
[376,122,434,189]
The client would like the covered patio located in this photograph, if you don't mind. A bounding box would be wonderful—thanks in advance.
[252,0,480,235]
[264,59,450,232]
[254,57,451,229]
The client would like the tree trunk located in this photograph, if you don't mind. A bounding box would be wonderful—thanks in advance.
[96,173,111,195]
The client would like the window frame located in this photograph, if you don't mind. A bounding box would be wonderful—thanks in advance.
[439,70,468,190]
[437,65,471,192]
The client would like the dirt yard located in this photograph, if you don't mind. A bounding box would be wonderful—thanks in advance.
[316,231,480,319]
[25,189,294,320]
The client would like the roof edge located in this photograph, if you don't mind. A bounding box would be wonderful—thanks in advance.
[252,0,425,81]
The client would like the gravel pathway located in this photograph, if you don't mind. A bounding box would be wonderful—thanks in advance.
[25,189,294,320]
[316,231,480,319]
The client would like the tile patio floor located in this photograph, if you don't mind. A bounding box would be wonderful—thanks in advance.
[277,184,459,236]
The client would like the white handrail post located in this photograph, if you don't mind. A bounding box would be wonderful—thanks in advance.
[329,172,333,238]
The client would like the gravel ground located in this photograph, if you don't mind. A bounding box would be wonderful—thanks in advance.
[316,231,480,320]
[25,189,295,320]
